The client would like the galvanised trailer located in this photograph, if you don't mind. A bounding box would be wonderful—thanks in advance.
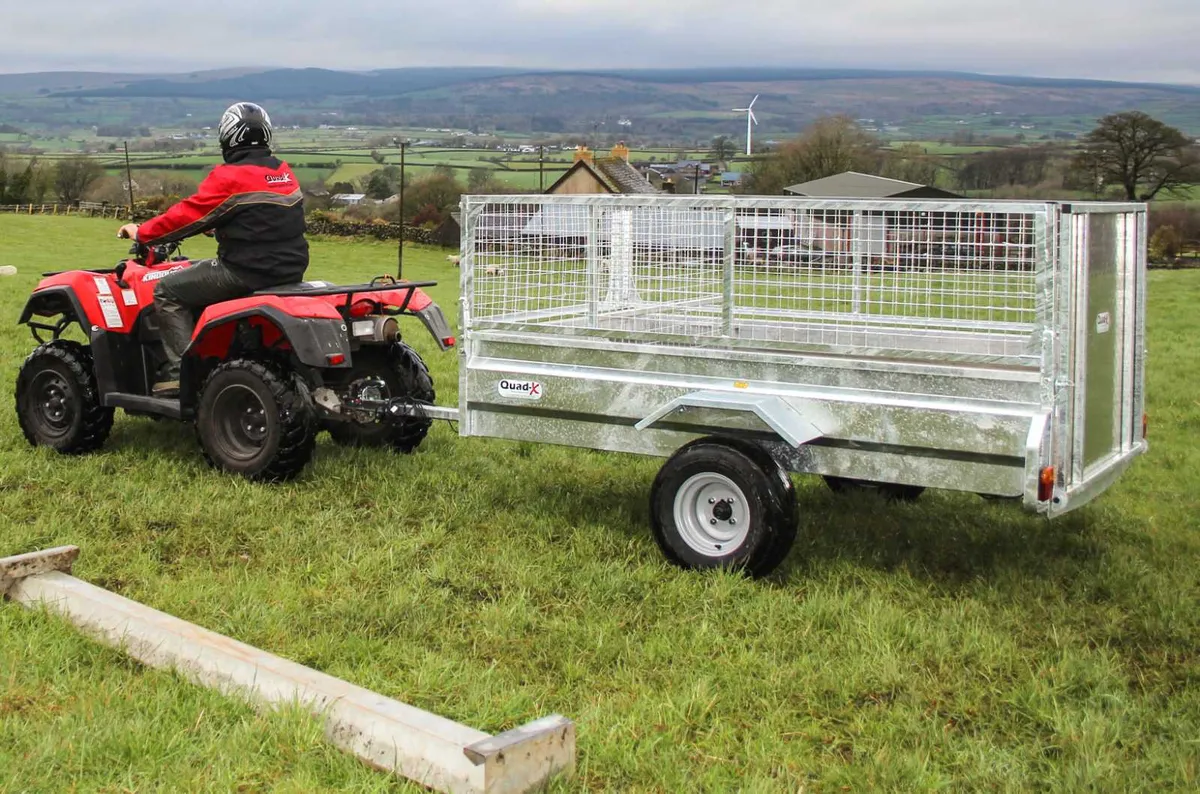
[444,194,1148,577]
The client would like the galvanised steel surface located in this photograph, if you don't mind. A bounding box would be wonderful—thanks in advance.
[455,194,1148,514]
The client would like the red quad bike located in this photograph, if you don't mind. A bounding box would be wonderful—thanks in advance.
[15,240,456,482]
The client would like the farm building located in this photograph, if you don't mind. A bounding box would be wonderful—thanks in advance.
[783,171,961,200]
[546,144,662,196]
[437,213,463,248]
[331,193,368,206]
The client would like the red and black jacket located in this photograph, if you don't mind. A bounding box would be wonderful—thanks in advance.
[136,147,309,286]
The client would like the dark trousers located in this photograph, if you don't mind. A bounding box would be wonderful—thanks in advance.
[153,259,253,378]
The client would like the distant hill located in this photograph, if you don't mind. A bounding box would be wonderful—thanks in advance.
[0,68,266,96]
[45,67,532,100]
[38,66,1200,102]
[3,66,1199,139]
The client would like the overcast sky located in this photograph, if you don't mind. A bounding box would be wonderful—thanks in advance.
[2,0,1197,84]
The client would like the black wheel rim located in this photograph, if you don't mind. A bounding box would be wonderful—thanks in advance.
[27,369,77,441]
[211,384,271,462]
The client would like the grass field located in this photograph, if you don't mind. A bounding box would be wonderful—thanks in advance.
[1,215,1198,791]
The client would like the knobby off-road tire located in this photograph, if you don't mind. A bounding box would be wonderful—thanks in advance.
[195,359,316,483]
[650,438,799,578]
[326,342,435,454]
[823,475,926,503]
[15,340,114,454]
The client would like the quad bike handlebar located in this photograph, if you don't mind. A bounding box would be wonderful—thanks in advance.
[128,240,181,266]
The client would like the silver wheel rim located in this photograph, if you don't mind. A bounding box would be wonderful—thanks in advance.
[672,473,751,557]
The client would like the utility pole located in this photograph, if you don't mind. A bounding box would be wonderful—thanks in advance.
[123,142,135,220]
[694,163,700,195]
[539,145,545,193]
[394,137,406,279]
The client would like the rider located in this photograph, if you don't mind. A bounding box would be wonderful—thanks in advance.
[117,102,308,398]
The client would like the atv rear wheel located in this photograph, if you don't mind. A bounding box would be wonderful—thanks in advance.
[16,341,114,454]
[196,359,316,483]
[326,343,435,453]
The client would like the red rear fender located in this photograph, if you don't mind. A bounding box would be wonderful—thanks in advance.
[187,302,350,370]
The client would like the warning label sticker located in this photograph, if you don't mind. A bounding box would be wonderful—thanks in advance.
[97,294,123,329]
[1095,312,1112,334]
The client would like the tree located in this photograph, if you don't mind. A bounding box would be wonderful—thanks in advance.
[395,172,461,224]
[467,167,499,194]
[1072,112,1199,201]
[954,148,1051,193]
[709,135,736,164]
[53,156,106,204]
[883,143,943,187]
[0,157,50,204]
[1149,225,1183,263]
[364,166,402,200]
[744,115,880,195]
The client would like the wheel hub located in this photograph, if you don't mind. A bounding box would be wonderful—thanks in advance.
[211,384,271,462]
[673,473,751,557]
[240,404,268,442]
[30,371,74,436]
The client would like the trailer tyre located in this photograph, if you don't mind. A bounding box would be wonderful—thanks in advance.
[823,476,925,502]
[650,440,796,578]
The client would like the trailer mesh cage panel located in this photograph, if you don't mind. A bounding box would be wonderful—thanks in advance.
[462,196,1048,363]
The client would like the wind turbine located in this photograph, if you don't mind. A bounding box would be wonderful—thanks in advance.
[733,94,759,156]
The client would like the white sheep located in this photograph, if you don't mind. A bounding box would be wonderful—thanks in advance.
[446,254,462,267]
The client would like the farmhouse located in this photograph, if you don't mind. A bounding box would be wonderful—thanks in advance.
[545,144,661,195]
[331,193,368,206]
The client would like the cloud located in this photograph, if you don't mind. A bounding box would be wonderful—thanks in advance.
[2,0,1197,84]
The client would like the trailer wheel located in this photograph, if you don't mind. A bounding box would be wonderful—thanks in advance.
[196,359,316,483]
[15,341,114,455]
[326,343,435,453]
[823,476,925,502]
[650,440,796,577]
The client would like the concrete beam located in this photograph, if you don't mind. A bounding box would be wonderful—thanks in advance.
[1,547,574,794]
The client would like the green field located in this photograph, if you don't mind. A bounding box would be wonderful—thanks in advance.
[324,162,569,192]
[1,215,1198,791]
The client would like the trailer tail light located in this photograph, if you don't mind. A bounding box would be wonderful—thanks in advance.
[326,353,346,366]
[443,336,456,348]
[1038,467,1056,502]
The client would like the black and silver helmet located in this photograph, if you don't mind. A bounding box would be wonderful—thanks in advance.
[218,102,273,151]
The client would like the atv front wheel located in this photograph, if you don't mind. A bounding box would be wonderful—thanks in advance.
[325,342,435,453]
[196,359,316,483]
[15,341,114,454]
